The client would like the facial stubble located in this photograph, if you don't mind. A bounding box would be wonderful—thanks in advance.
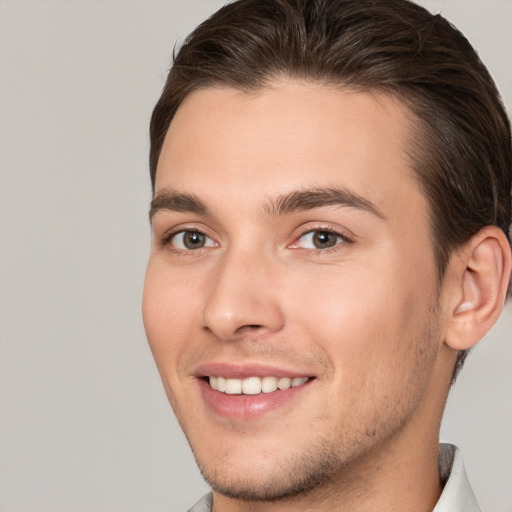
[172,301,443,505]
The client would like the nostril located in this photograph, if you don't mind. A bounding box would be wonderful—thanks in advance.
[234,324,263,335]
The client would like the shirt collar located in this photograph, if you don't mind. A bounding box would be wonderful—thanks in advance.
[187,492,212,512]
[433,443,481,512]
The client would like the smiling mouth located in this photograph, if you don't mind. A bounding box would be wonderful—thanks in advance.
[207,376,311,395]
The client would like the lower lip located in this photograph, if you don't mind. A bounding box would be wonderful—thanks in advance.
[198,379,312,420]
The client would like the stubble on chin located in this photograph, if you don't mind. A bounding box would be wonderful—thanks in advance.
[193,435,353,503]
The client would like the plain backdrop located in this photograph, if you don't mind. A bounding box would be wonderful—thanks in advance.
[0,1,511,511]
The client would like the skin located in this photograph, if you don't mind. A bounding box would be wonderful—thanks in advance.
[142,81,508,511]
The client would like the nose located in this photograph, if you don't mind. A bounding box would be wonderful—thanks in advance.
[202,249,285,341]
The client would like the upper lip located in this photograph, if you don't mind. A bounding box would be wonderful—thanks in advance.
[194,362,313,379]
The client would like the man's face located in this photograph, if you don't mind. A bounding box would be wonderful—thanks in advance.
[143,82,448,501]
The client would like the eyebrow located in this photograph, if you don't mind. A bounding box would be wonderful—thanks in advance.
[149,190,210,221]
[149,186,385,222]
[265,187,385,219]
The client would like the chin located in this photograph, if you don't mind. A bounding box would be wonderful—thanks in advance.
[191,435,349,502]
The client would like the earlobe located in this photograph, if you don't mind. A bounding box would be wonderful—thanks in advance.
[445,226,512,351]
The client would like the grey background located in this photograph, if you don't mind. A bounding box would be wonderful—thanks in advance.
[0,1,510,511]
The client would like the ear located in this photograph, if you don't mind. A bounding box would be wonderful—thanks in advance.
[444,226,512,351]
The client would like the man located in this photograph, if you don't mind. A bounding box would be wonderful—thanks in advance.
[142,0,512,510]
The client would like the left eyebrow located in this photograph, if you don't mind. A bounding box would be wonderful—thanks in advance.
[264,187,385,220]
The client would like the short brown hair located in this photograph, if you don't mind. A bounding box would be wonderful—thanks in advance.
[149,0,512,376]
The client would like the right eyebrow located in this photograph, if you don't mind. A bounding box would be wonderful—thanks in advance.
[149,190,211,222]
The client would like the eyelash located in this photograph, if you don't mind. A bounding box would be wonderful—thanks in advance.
[158,226,352,255]
[291,226,352,254]
[159,228,216,254]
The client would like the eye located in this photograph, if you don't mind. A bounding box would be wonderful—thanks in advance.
[295,229,346,250]
[169,230,217,250]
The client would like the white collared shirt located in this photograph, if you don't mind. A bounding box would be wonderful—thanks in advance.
[187,444,481,512]
[434,444,481,511]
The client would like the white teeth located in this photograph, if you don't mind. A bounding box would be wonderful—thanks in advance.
[225,378,242,394]
[261,376,278,393]
[207,375,310,394]
[242,377,262,395]
[277,377,291,390]
[217,376,226,392]
[292,377,309,387]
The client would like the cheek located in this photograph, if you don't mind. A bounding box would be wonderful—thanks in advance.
[291,262,435,381]
[295,270,439,436]
[142,262,201,374]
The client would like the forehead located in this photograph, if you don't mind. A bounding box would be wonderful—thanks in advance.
[155,81,425,219]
